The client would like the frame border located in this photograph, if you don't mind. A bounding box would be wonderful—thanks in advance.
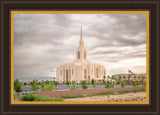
[1,0,159,114]
[10,10,150,105]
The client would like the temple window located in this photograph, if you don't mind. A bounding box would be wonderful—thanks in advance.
[84,52,86,59]
[96,68,98,78]
[66,69,69,81]
[72,69,73,75]
[84,69,87,79]
[78,51,80,59]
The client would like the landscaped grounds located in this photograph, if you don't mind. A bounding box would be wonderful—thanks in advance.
[14,77,146,102]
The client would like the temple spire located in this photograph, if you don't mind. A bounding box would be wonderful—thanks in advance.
[81,25,82,39]
[79,25,84,45]
[76,26,87,60]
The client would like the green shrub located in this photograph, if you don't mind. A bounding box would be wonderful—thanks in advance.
[142,82,146,86]
[70,81,76,90]
[133,82,138,87]
[91,79,95,86]
[41,82,44,88]
[121,81,125,88]
[136,80,139,85]
[105,82,114,88]
[45,80,49,84]
[116,81,120,85]
[81,80,88,89]
[21,93,36,101]
[16,85,22,92]
[23,82,27,85]
[42,82,54,91]
[53,81,58,89]
[14,79,22,92]
[30,80,40,91]
[66,81,70,86]
[21,93,63,101]
[82,85,88,89]
[53,81,58,86]
[132,80,139,85]
[105,84,111,88]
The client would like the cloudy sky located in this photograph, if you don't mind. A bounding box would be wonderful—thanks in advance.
[14,13,146,79]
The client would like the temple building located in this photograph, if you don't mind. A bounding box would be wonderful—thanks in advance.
[56,27,106,83]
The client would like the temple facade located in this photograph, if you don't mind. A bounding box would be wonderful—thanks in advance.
[56,27,106,83]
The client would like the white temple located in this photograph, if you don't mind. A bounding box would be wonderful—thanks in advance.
[56,26,106,83]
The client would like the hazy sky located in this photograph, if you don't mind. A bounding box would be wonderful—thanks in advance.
[14,13,146,79]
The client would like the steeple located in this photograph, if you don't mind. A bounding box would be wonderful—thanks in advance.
[79,25,84,46]
[76,26,87,61]
[81,25,82,38]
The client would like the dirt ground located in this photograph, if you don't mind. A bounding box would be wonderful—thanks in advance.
[64,92,146,101]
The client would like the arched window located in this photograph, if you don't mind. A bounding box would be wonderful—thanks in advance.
[84,69,87,79]
[78,51,80,59]
[96,68,98,78]
[84,52,86,59]
[72,69,73,75]
[66,70,69,81]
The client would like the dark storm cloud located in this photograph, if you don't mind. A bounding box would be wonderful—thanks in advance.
[14,13,146,78]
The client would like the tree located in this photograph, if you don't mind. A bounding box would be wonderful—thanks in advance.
[138,76,141,81]
[142,76,146,82]
[37,81,41,85]
[23,82,27,85]
[123,76,126,81]
[105,82,114,88]
[103,76,106,84]
[70,81,76,90]
[114,77,117,83]
[111,75,116,83]
[81,80,88,89]
[133,82,138,87]
[42,82,54,91]
[53,81,58,89]
[118,76,122,82]
[66,81,70,88]
[121,80,125,88]
[30,80,40,91]
[91,78,95,87]
[45,80,49,85]
[106,76,110,83]
[134,76,136,81]
[88,76,90,84]
[142,81,146,86]
[14,79,22,92]
[53,77,56,81]
[128,75,131,84]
